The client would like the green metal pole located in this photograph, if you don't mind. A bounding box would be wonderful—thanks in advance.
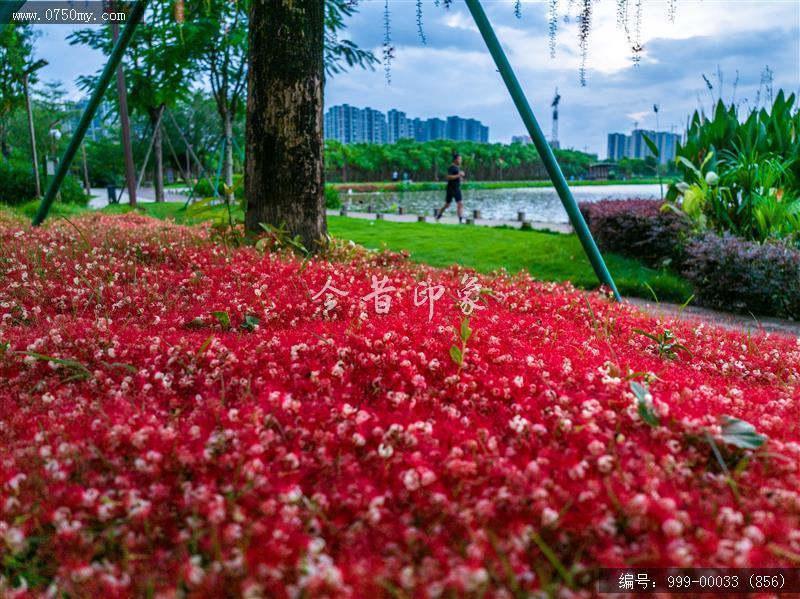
[0,1,27,34]
[463,0,621,301]
[32,0,147,226]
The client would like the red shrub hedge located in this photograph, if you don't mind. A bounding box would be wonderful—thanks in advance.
[579,199,690,269]
[683,234,800,320]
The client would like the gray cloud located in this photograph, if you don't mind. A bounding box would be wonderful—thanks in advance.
[29,0,800,157]
[331,0,800,155]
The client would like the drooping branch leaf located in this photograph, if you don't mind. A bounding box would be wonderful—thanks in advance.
[324,0,379,77]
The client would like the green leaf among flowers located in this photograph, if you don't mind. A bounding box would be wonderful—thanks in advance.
[720,416,767,449]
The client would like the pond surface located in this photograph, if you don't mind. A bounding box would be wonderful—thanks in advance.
[341,184,663,223]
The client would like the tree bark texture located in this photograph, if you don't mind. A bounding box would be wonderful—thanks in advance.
[245,0,326,252]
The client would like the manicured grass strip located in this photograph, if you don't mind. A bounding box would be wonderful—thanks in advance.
[327,216,692,303]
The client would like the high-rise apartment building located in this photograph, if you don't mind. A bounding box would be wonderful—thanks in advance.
[324,104,362,145]
[607,133,627,161]
[411,118,427,143]
[361,108,387,145]
[387,109,411,143]
[446,116,467,141]
[324,105,489,145]
[426,118,446,141]
[607,129,680,164]
[655,131,680,164]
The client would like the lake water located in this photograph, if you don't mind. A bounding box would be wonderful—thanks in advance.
[341,184,663,223]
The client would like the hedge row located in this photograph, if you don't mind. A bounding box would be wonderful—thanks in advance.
[683,234,800,319]
[0,160,88,206]
[581,199,800,320]
[579,199,690,269]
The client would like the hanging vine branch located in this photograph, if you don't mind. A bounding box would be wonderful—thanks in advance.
[578,0,593,86]
[383,0,394,84]
[416,0,427,44]
[667,0,677,23]
[385,0,676,87]
[616,0,628,29]
[548,0,559,58]
[631,0,643,64]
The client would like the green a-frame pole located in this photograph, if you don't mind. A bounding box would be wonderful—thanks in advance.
[0,1,26,29]
[18,0,619,300]
[464,0,621,301]
[26,1,148,226]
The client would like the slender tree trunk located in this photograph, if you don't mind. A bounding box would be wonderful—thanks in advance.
[81,142,91,196]
[112,18,137,207]
[222,108,235,203]
[23,74,41,197]
[245,0,326,252]
[151,106,165,202]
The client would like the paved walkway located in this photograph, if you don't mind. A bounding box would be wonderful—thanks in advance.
[627,297,800,338]
[329,208,573,233]
[89,187,190,208]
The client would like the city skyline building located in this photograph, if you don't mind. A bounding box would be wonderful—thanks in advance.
[324,104,489,145]
[324,104,362,145]
[607,129,681,164]
[426,118,446,142]
[607,132,627,161]
[361,107,387,145]
[387,109,410,144]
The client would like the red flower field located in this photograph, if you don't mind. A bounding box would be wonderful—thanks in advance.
[1,213,799,597]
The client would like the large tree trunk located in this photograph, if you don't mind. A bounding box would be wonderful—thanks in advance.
[222,108,235,204]
[245,0,326,252]
[150,106,165,203]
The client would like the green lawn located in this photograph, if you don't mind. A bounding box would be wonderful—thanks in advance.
[3,200,692,302]
[326,217,690,302]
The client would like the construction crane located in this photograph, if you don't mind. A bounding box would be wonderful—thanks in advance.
[551,88,561,149]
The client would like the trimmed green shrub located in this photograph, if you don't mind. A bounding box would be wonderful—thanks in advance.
[59,174,90,206]
[0,161,87,206]
[683,234,800,319]
[579,199,691,269]
[193,174,244,199]
[0,160,36,205]
[325,185,341,209]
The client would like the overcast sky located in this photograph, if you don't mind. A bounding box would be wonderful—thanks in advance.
[33,0,800,156]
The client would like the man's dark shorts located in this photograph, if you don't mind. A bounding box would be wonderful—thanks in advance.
[445,188,463,205]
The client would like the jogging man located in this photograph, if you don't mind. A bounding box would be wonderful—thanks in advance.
[435,153,465,223]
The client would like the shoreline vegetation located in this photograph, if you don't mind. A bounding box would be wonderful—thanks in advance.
[332,177,667,193]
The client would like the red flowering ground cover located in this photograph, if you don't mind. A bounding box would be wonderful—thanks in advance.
[1,213,799,597]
